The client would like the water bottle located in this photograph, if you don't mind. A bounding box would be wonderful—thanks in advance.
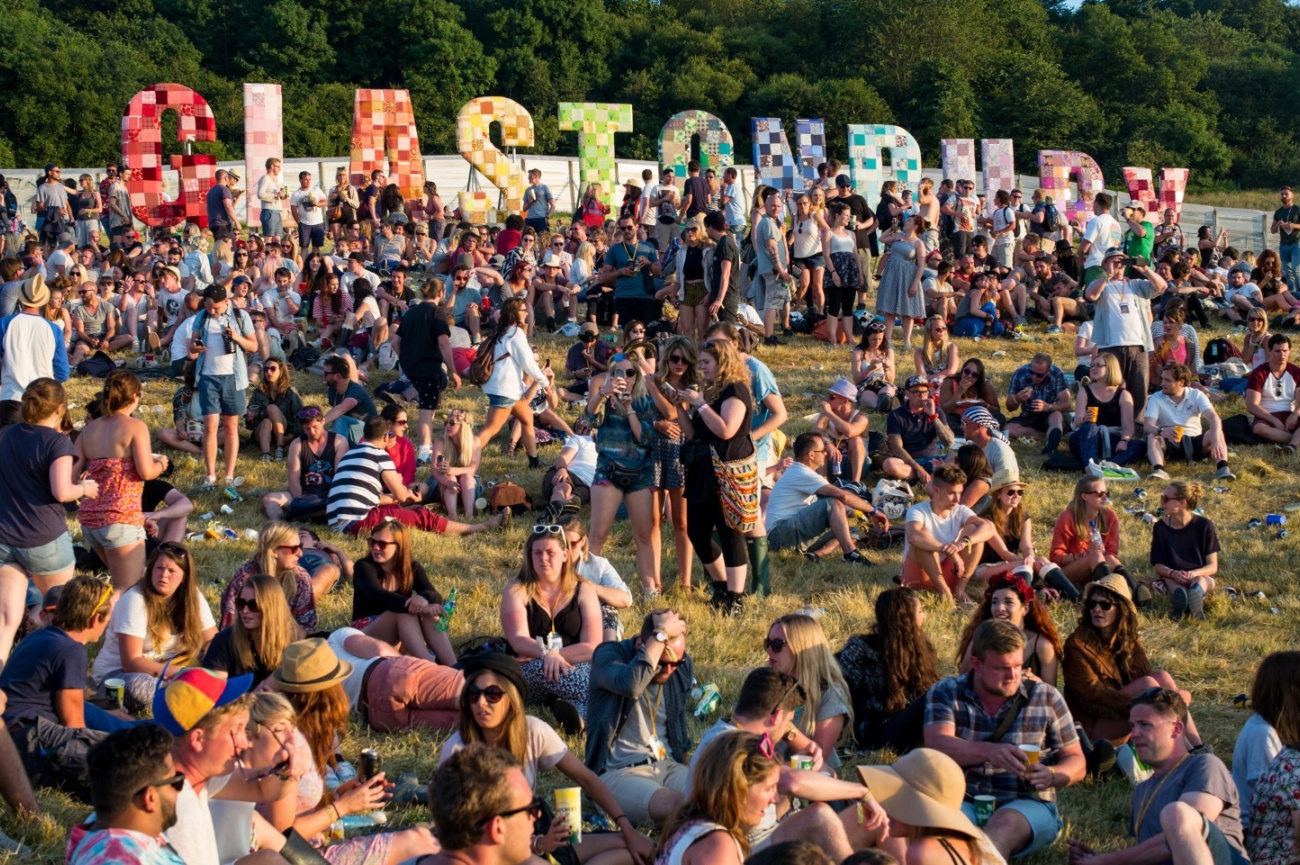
[435,587,458,633]
[1089,520,1103,546]
[692,683,721,718]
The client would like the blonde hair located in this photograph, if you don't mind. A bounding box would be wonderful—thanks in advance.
[921,315,950,364]
[513,531,579,605]
[1091,353,1123,388]
[575,242,596,271]
[254,521,304,601]
[230,573,298,675]
[774,614,854,738]
[443,412,476,468]
[249,692,296,732]
[701,340,750,402]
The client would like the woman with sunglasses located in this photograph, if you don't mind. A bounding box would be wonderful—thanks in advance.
[1063,575,1203,753]
[203,573,297,687]
[92,542,216,712]
[246,358,304,464]
[850,320,897,412]
[44,281,72,348]
[501,525,601,722]
[875,215,929,351]
[1149,481,1218,622]
[1069,352,1143,469]
[1049,476,1133,591]
[654,730,781,865]
[440,654,653,865]
[645,336,698,591]
[310,271,352,351]
[763,614,853,769]
[221,520,318,633]
[477,297,550,468]
[673,217,715,346]
[554,514,633,642]
[956,571,1063,686]
[938,358,1001,429]
[913,314,959,382]
[352,517,454,665]
[377,403,430,500]
[838,588,939,752]
[269,642,440,864]
[585,348,663,593]
[428,408,481,520]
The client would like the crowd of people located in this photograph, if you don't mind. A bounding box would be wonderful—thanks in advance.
[0,158,1293,865]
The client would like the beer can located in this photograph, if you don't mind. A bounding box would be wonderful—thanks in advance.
[359,749,381,781]
[555,787,582,845]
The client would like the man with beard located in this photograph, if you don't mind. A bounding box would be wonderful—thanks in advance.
[68,724,187,864]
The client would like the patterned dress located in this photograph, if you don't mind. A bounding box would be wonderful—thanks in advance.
[1245,745,1300,865]
[875,238,924,320]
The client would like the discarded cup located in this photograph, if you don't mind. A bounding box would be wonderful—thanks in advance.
[220,504,234,515]
[243,528,260,541]
[1212,486,1229,493]
[1277,529,1289,539]
[1134,488,1148,499]
[199,511,215,521]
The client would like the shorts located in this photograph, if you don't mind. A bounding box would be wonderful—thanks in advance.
[901,552,964,593]
[197,374,246,417]
[487,393,516,409]
[757,452,778,490]
[1010,411,1054,433]
[297,550,332,575]
[352,616,377,631]
[960,798,1061,859]
[211,224,235,241]
[0,534,75,576]
[757,273,791,311]
[683,280,708,307]
[299,223,325,249]
[767,499,836,552]
[600,761,691,827]
[594,456,656,495]
[410,374,447,411]
[1201,813,1251,865]
[82,523,147,551]
[542,467,592,505]
[793,254,825,270]
[1252,410,1292,432]
[1162,432,1207,463]
[362,656,465,733]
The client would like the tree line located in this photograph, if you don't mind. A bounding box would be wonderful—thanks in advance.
[1,0,1297,191]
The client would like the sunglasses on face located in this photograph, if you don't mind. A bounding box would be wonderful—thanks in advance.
[467,684,507,704]
[480,798,544,829]
[1086,598,1115,611]
[235,597,260,613]
[763,637,787,654]
[1160,493,1184,502]
[275,544,302,554]
[1085,490,1110,499]
[668,355,688,364]
[135,771,186,798]
[369,538,398,549]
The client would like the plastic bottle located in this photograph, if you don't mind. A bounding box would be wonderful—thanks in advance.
[435,587,458,632]
[692,683,721,718]
[1089,520,1103,546]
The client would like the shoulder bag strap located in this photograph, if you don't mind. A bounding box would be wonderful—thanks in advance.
[990,692,1028,743]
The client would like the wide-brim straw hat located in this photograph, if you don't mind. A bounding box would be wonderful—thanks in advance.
[273,638,353,693]
[856,748,982,839]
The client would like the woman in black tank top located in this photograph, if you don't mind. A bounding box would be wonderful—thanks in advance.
[1069,353,1143,469]
[956,571,1063,686]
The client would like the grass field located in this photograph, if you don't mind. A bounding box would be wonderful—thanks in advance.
[1184,188,1282,213]
[2,319,1294,864]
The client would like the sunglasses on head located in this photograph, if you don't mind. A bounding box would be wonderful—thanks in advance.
[297,407,323,421]
[235,597,260,613]
[763,637,787,654]
[467,684,507,704]
[532,524,564,536]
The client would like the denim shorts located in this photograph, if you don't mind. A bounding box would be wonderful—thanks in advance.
[961,798,1061,858]
[487,393,516,409]
[197,373,246,417]
[767,498,835,552]
[0,534,75,576]
[83,523,147,551]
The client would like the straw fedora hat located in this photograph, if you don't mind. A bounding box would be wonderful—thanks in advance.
[988,468,1025,495]
[273,638,353,693]
[856,748,982,839]
[1085,574,1136,614]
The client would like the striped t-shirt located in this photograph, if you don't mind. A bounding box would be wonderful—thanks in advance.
[326,442,395,530]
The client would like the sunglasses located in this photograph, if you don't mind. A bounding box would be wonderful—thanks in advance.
[235,597,260,613]
[1085,490,1110,499]
[532,524,563,536]
[1160,494,1184,502]
[276,544,302,554]
[480,798,544,829]
[1002,489,1024,498]
[297,407,323,421]
[1086,598,1115,612]
[668,354,688,364]
[763,637,788,654]
[369,538,398,549]
[753,732,776,760]
[135,771,186,798]
[467,684,507,704]
[393,419,409,426]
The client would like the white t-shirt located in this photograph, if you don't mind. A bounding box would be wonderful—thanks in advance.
[157,288,189,325]
[1225,281,1262,304]
[559,434,597,487]
[290,186,327,226]
[640,184,661,226]
[343,268,380,295]
[165,774,229,865]
[261,288,301,322]
[326,627,381,709]
[982,436,1019,478]
[1144,387,1214,438]
[991,206,1016,238]
[46,249,73,279]
[1095,280,1152,348]
[1077,320,1094,344]
[902,501,977,558]
[198,312,238,377]
[765,462,830,529]
[1082,213,1122,268]
[439,715,567,788]
[170,315,197,361]
[576,553,630,595]
[93,584,216,681]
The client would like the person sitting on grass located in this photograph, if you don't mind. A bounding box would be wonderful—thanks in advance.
[1066,688,1247,865]
[1062,576,1204,768]
[142,479,196,551]
[202,573,298,688]
[1241,652,1300,865]
[1049,475,1139,596]
[429,407,482,521]
[812,379,871,483]
[1244,332,1300,452]
[245,358,303,464]
[558,514,634,642]
[420,744,536,865]
[294,529,351,598]
[352,516,455,666]
[762,613,855,770]
[1148,480,1219,622]
[956,570,1062,685]
[900,464,996,605]
[220,521,317,633]
[1143,364,1235,482]
[155,359,205,456]
[879,375,955,484]
[1069,352,1144,469]
[260,405,346,523]
[1005,352,1071,455]
[765,432,888,566]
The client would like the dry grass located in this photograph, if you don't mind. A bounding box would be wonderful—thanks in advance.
[3,320,1295,864]
[1184,188,1283,213]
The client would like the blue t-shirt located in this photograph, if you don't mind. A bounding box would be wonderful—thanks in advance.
[604,241,658,300]
[0,626,86,726]
[330,381,377,421]
[747,356,780,462]
[205,184,233,229]
[887,405,939,456]
[523,184,553,220]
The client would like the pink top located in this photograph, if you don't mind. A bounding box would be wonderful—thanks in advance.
[77,457,143,529]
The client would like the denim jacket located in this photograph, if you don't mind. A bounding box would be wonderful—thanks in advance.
[584,638,694,776]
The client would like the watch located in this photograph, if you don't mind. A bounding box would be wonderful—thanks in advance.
[653,630,668,643]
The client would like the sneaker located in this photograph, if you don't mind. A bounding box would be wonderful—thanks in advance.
[1215,464,1236,481]
[417,447,432,467]
[1147,467,1171,481]
[1045,325,1064,334]
[274,446,285,461]
[193,476,218,494]
[1134,583,1154,610]
[802,550,821,562]
[1187,584,1206,621]
[147,329,161,351]
[1116,743,1154,783]
[843,550,873,566]
[261,453,273,463]
[724,591,745,617]
[781,326,794,337]
[762,335,786,347]
[1088,738,1118,777]
[1170,586,1188,620]
[1014,315,1028,328]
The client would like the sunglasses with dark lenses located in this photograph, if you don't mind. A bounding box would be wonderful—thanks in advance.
[235,597,260,613]
[276,544,302,554]
[763,637,787,654]
[369,538,398,549]
[1086,598,1115,612]
[467,684,507,704]
[135,771,186,798]
[479,798,544,829]
[668,355,688,364]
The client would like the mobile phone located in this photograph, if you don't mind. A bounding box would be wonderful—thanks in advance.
[614,368,627,380]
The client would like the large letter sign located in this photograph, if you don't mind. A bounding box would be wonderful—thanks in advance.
[847,125,922,204]
[243,83,283,226]
[1039,150,1105,224]
[121,84,217,227]
[658,111,734,179]
[1122,167,1189,221]
[558,102,633,210]
[456,96,535,224]
[349,89,424,199]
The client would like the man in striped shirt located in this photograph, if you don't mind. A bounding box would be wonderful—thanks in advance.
[326,416,510,536]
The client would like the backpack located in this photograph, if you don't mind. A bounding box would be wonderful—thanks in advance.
[75,350,117,378]
[1042,204,1063,233]
[486,481,531,513]
[1202,338,1241,366]
[289,346,320,370]
[466,333,504,386]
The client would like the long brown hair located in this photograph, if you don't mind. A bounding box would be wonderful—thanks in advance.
[140,543,207,667]
[1069,586,1147,680]
[367,517,414,595]
[1251,651,1300,744]
[955,572,1062,667]
[987,487,1027,546]
[229,574,298,674]
[455,668,529,766]
[701,339,750,402]
[257,359,293,400]
[869,588,939,714]
[286,685,351,773]
[1067,475,1112,541]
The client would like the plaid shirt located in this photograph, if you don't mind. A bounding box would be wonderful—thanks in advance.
[925,671,1079,805]
[1007,364,1067,410]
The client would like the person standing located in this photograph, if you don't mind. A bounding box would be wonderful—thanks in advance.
[289,171,327,253]
[188,285,257,494]
[255,158,288,239]
[0,275,68,427]
[522,169,554,234]
[681,160,710,220]
[831,175,875,307]
[1084,247,1167,416]
[754,193,791,347]
[649,169,680,252]
[1271,185,1300,292]
[1077,193,1123,285]
[398,280,459,466]
[720,167,746,235]
[600,216,662,329]
[205,170,239,243]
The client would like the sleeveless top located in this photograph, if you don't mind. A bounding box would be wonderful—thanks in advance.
[525,590,584,645]
[828,230,856,255]
[78,457,144,529]
[654,820,743,865]
[298,432,339,498]
[1086,384,1125,429]
[791,217,821,258]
